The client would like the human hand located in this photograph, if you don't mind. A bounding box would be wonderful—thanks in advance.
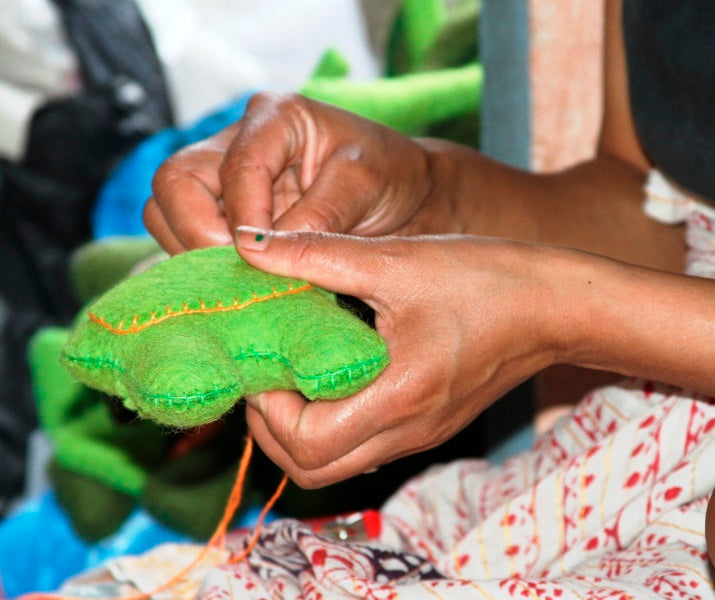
[233,226,567,487]
[144,93,452,255]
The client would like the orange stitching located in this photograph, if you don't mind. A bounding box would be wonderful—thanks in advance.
[89,283,313,335]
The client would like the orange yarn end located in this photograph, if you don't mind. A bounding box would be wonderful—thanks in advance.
[229,473,289,564]
[20,432,288,600]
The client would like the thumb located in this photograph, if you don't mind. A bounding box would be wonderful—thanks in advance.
[234,226,394,300]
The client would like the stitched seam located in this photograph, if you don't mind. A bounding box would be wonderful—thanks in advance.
[232,350,387,382]
[88,283,313,335]
[62,354,124,371]
[63,351,386,383]
[61,353,239,408]
[140,385,242,405]
[61,350,386,405]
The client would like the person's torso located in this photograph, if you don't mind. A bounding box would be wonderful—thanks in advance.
[622,1,715,205]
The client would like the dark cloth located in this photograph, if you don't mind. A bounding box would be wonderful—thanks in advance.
[0,0,173,511]
[623,1,715,203]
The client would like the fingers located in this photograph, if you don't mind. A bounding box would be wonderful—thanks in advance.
[220,93,398,235]
[142,197,187,255]
[147,91,427,252]
[234,227,406,304]
[244,367,420,488]
[149,139,235,250]
[220,93,316,233]
[271,145,379,234]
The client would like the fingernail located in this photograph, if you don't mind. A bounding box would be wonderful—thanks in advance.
[235,225,272,251]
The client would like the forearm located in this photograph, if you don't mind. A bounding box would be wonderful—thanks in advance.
[418,138,685,273]
[543,246,715,396]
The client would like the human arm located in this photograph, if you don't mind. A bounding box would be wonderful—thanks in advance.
[231,228,715,488]
[142,0,713,482]
[145,1,682,275]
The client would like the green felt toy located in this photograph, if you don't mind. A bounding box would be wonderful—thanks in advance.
[30,324,255,540]
[61,245,389,428]
[30,1,481,538]
[386,0,480,76]
[300,0,481,144]
[301,63,482,136]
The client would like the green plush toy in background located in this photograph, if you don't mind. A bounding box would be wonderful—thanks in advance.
[31,324,258,540]
[61,245,389,428]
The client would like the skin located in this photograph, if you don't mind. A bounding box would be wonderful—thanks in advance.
[144,0,715,566]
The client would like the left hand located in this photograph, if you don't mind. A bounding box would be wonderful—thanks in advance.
[234,227,568,487]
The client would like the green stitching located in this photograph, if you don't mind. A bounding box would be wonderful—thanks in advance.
[61,348,386,407]
[137,384,243,408]
[231,350,387,383]
[61,353,124,372]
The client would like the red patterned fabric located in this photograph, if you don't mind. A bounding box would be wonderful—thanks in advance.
[60,172,715,598]
[90,380,715,599]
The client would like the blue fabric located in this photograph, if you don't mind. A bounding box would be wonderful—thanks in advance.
[92,93,254,239]
[0,491,277,597]
[0,492,189,597]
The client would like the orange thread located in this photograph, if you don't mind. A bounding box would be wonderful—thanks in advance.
[20,433,288,600]
[229,473,288,564]
[89,284,313,335]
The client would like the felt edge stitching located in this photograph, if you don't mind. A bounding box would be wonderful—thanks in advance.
[61,353,240,409]
[135,384,242,407]
[232,350,388,384]
[88,283,314,335]
[60,350,388,407]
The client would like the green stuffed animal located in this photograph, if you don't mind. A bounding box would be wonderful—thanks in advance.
[32,239,389,540]
[61,245,389,428]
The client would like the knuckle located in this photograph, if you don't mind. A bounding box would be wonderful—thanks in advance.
[150,153,196,199]
[245,91,305,123]
[150,157,175,197]
[217,151,260,185]
[289,232,321,270]
[245,90,277,111]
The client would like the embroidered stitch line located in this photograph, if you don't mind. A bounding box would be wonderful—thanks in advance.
[231,350,388,385]
[89,283,313,335]
[60,350,386,407]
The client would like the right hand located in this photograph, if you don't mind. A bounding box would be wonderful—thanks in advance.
[144,92,449,254]
[233,228,566,487]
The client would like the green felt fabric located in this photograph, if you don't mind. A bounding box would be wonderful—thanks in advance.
[30,322,263,540]
[387,0,479,75]
[308,47,350,79]
[30,327,167,496]
[61,246,389,428]
[301,63,482,135]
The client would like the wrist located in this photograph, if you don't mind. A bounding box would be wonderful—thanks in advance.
[536,247,664,375]
[524,245,600,369]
